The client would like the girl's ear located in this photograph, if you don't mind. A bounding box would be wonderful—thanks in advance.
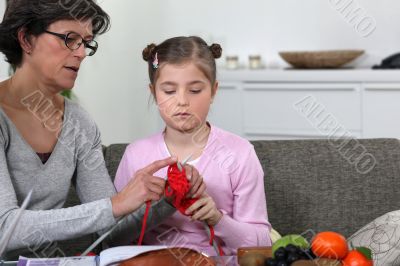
[211,81,219,103]
[18,28,34,55]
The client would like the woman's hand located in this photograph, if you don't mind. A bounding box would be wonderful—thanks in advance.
[185,193,223,226]
[111,157,177,218]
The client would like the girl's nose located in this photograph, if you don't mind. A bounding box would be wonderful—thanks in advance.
[176,90,189,106]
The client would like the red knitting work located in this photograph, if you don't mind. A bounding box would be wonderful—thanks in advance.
[165,163,224,256]
[137,163,224,256]
[164,163,197,215]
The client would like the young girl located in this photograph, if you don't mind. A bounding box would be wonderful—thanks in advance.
[114,36,271,255]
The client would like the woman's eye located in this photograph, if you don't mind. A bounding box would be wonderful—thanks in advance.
[190,89,202,94]
[66,38,75,44]
[164,90,176,95]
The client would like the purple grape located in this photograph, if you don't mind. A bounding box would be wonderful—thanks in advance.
[276,261,289,266]
[274,247,287,261]
[264,258,278,266]
[285,244,299,254]
[299,248,316,260]
[286,253,300,264]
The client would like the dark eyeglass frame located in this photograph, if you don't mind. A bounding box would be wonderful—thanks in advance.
[44,30,98,56]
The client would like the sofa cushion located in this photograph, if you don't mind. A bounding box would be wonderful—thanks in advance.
[103,144,128,182]
[252,138,400,238]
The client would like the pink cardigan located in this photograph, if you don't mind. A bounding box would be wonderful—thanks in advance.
[114,125,271,255]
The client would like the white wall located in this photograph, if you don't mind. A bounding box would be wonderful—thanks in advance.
[157,0,400,68]
[1,0,400,144]
[74,1,163,145]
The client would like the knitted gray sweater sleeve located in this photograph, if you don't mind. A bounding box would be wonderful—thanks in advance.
[0,100,175,255]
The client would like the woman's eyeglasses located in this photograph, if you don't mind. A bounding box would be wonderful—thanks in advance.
[44,30,98,56]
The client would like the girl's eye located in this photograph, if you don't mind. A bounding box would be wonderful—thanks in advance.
[190,89,202,94]
[164,90,176,95]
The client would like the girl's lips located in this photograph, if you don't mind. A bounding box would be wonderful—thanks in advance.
[174,112,190,116]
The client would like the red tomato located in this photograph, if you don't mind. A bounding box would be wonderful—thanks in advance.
[342,250,373,266]
[311,231,349,260]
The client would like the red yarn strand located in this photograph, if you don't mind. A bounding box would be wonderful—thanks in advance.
[137,200,151,245]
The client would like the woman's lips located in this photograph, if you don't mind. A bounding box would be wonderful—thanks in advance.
[65,66,79,73]
[64,67,79,77]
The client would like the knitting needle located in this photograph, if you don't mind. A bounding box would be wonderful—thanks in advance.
[175,154,194,197]
[0,189,33,260]
[0,261,17,265]
[176,159,222,257]
[81,215,127,256]
[177,154,193,172]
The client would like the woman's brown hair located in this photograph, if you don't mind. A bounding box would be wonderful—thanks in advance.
[0,0,110,68]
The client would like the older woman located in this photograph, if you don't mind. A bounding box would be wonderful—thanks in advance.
[0,0,205,260]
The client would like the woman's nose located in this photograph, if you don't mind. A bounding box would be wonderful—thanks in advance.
[73,44,87,60]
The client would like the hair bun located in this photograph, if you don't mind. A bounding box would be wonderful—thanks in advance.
[209,43,222,59]
[142,43,157,61]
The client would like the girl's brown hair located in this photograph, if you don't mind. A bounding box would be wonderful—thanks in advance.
[142,36,222,89]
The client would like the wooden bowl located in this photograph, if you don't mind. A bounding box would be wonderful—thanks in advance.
[279,50,364,69]
[119,247,215,266]
[237,246,273,263]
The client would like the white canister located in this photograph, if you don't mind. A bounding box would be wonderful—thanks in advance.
[226,56,239,69]
[249,55,262,69]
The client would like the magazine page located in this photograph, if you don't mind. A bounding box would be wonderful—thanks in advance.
[16,256,96,266]
[16,246,168,266]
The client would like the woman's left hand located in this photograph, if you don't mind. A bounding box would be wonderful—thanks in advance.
[185,193,223,226]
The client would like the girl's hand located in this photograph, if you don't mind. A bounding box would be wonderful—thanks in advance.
[112,157,177,218]
[183,164,206,198]
[185,193,223,226]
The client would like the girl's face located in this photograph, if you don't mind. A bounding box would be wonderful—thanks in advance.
[153,62,218,133]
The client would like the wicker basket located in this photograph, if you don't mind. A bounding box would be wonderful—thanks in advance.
[279,50,364,69]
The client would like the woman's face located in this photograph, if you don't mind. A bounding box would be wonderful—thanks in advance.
[25,19,93,91]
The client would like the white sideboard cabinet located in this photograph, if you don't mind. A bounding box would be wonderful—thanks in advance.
[209,69,400,140]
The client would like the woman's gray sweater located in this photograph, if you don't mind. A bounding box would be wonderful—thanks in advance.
[0,98,175,258]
